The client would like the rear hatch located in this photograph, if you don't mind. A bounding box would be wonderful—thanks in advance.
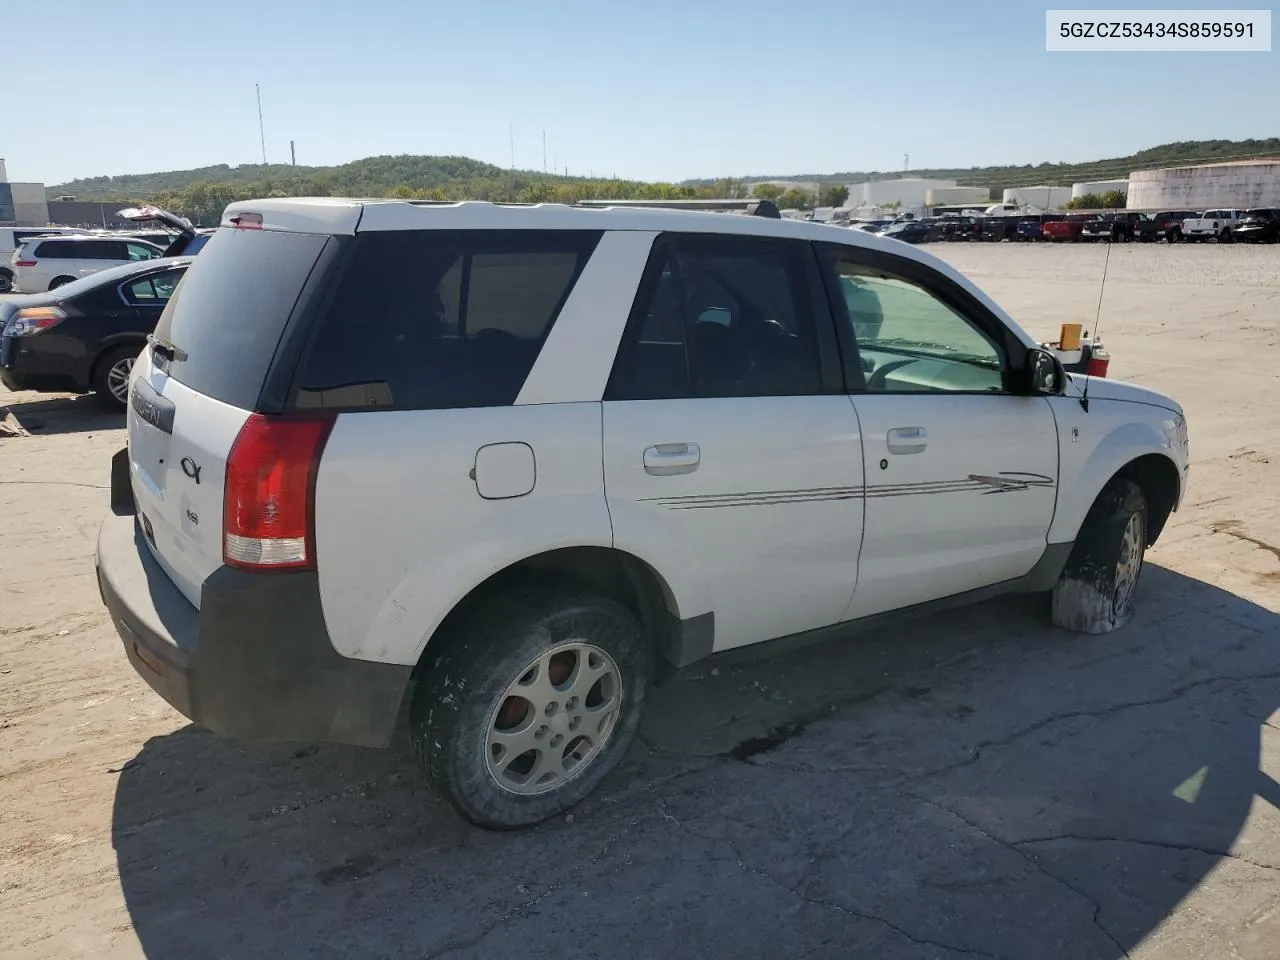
[117,205,198,257]
[127,224,331,608]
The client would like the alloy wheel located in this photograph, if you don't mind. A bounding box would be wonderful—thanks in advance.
[107,357,135,404]
[1113,512,1144,618]
[484,641,622,796]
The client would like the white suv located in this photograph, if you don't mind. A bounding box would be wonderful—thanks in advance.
[12,234,164,292]
[96,198,1189,828]
[0,227,90,292]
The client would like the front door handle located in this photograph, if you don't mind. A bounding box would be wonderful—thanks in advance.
[643,443,700,476]
[886,426,928,455]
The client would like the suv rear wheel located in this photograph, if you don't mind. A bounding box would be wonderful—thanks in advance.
[1051,479,1147,634]
[411,582,650,829]
[49,276,75,290]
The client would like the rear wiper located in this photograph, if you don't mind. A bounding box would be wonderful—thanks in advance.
[147,334,187,363]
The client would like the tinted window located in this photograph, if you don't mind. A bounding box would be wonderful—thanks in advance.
[154,228,329,410]
[829,254,1004,394]
[127,242,158,261]
[607,235,822,401]
[73,240,125,260]
[35,240,73,259]
[296,230,599,410]
[123,268,184,304]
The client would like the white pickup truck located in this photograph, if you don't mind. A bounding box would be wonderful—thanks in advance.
[1182,209,1242,242]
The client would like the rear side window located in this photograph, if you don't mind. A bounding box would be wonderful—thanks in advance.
[294,230,599,410]
[35,240,72,259]
[154,228,329,410]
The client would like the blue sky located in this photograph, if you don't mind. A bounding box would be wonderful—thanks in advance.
[6,0,1277,185]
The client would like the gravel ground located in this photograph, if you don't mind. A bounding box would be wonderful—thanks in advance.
[0,241,1277,960]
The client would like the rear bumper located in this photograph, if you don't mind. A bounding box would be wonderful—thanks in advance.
[97,450,412,747]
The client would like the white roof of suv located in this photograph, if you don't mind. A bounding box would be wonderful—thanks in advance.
[224,197,889,245]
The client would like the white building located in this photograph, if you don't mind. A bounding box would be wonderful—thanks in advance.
[1071,179,1129,199]
[1002,186,1073,212]
[1127,160,1280,209]
[925,185,990,206]
[0,159,50,227]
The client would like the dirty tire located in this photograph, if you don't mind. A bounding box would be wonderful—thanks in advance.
[410,581,650,829]
[1052,479,1147,635]
[91,345,139,410]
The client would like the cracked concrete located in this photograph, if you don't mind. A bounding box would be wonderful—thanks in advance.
[1,243,1278,959]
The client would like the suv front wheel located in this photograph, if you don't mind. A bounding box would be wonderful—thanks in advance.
[411,581,651,829]
[1051,479,1147,634]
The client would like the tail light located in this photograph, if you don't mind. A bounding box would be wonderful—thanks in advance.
[8,306,66,336]
[223,413,335,571]
[14,259,36,267]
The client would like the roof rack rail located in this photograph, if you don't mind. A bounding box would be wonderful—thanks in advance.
[573,198,781,219]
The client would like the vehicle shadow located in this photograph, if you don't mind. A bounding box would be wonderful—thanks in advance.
[0,393,121,436]
[112,564,1279,959]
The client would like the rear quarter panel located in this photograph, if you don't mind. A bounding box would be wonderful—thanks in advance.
[314,403,615,665]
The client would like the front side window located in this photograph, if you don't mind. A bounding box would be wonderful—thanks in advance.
[606,234,822,400]
[296,229,599,410]
[828,254,1005,394]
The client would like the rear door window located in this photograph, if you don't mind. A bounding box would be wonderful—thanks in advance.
[153,228,330,410]
[122,267,185,305]
[294,229,600,410]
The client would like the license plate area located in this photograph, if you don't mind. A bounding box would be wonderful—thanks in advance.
[129,378,175,496]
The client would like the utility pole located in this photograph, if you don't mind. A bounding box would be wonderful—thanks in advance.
[904,152,909,172]
[256,83,267,164]
[290,140,296,166]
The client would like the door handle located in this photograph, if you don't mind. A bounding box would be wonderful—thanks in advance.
[886,426,928,455]
[643,443,700,476]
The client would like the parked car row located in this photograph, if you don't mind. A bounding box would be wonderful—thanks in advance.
[2,206,210,294]
[854,208,1280,245]
[1,207,210,409]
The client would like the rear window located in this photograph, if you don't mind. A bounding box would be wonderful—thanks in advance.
[35,240,74,259]
[153,228,329,409]
[294,229,600,411]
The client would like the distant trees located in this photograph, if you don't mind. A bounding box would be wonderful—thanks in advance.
[820,184,849,208]
[1064,190,1127,210]
[145,173,747,226]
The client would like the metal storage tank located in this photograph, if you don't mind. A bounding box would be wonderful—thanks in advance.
[1127,160,1280,209]
[1071,179,1128,198]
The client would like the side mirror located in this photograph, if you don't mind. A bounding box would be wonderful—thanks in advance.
[1026,348,1065,396]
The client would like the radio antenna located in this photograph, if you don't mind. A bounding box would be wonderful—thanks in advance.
[1080,237,1113,413]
